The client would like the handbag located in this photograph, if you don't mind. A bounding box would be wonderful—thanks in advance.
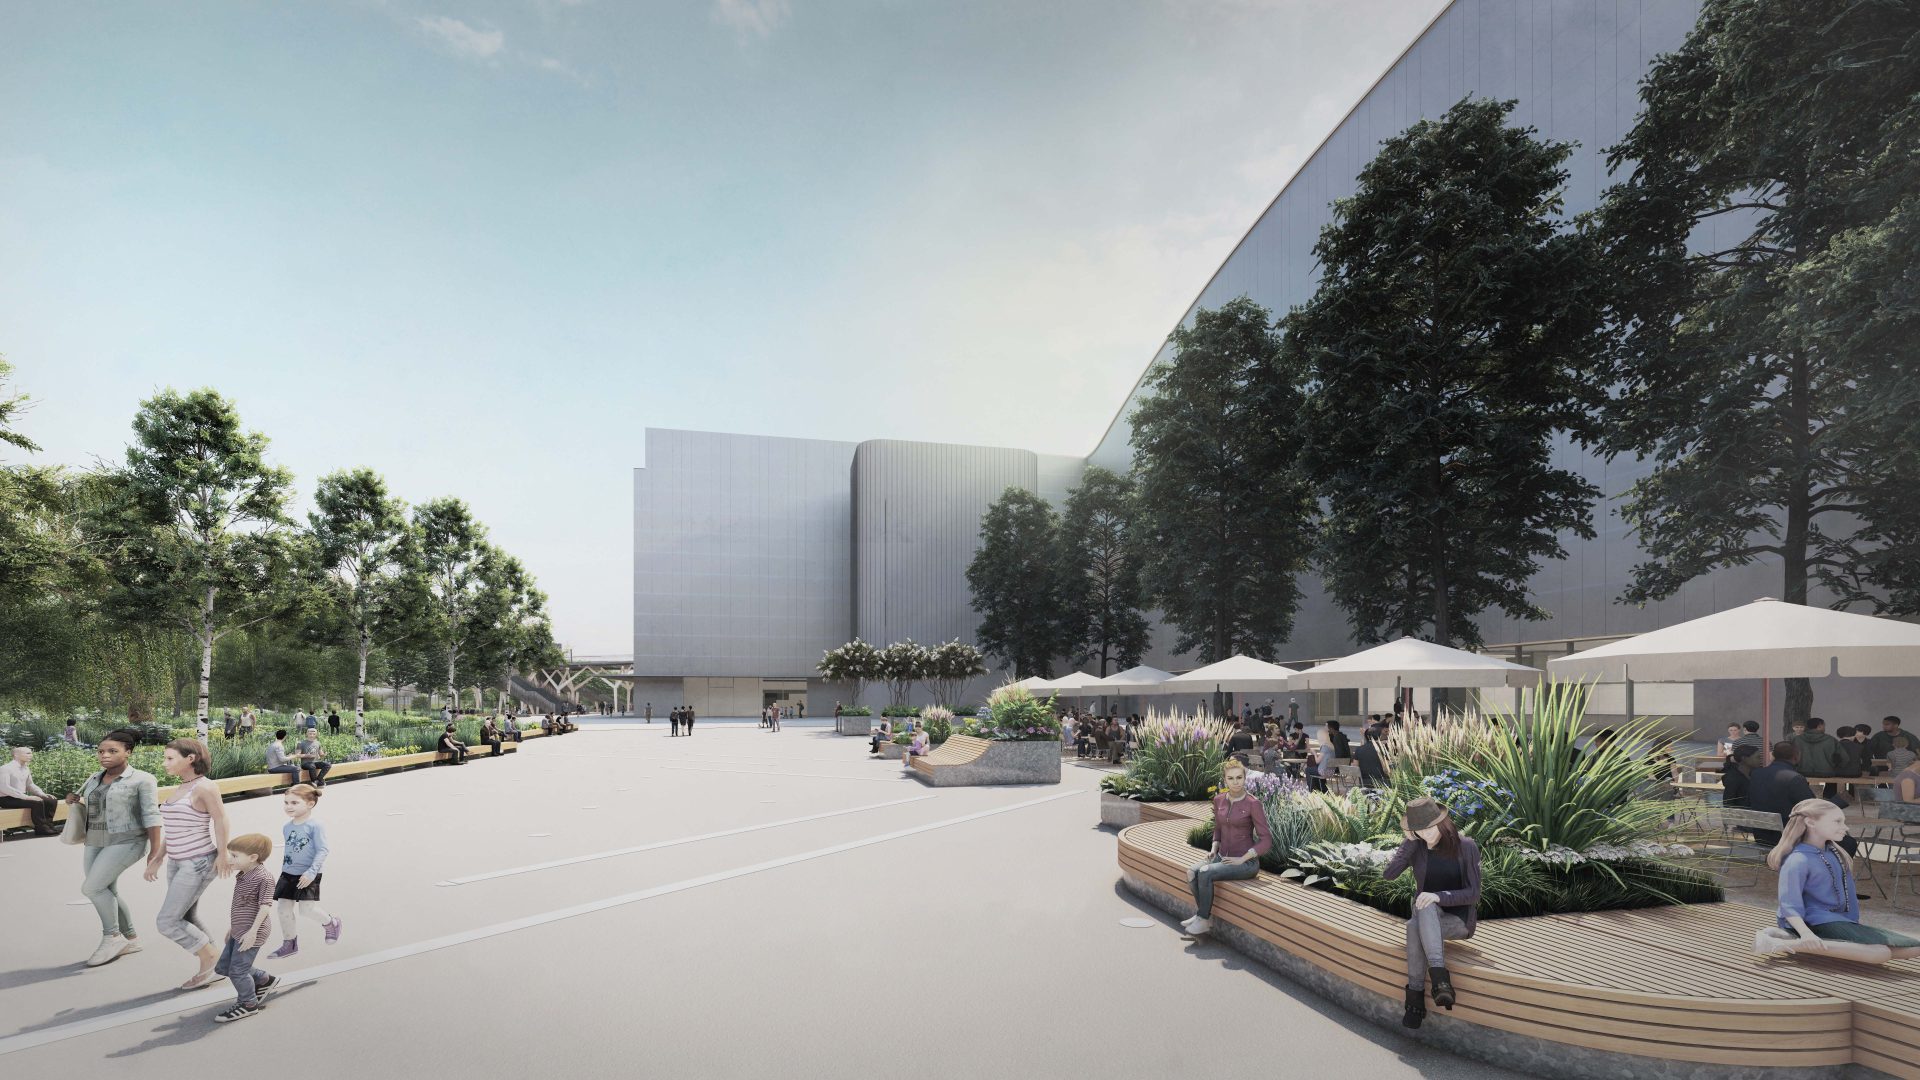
[59,794,88,846]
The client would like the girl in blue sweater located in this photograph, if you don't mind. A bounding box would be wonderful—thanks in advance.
[1756,798,1919,963]
[267,784,343,958]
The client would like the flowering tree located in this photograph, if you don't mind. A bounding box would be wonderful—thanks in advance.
[817,638,882,708]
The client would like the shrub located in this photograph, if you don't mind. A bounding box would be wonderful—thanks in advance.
[839,706,873,717]
[1103,712,1234,801]
[881,705,921,718]
[25,747,96,798]
[922,707,954,745]
[967,682,1060,742]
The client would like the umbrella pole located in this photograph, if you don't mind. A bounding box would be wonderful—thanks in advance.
[1762,679,1772,765]
[1624,677,1635,726]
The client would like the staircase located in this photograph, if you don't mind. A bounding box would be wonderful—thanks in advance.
[508,674,569,714]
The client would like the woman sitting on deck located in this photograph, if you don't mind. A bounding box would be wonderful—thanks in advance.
[1382,797,1481,1030]
[1755,798,1920,964]
[1180,758,1271,939]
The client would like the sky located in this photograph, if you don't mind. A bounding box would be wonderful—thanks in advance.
[0,0,1449,655]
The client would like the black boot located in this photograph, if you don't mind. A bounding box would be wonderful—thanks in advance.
[1401,986,1426,1029]
[1428,967,1455,1009]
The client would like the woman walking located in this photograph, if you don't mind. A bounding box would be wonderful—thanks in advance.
[1180,758,1271,937]
[152,739,231,989]
[68,729,164,967]
[1382,797,1481,1029]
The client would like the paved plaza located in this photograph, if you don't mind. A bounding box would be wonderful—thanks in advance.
[1,720,1518,1078]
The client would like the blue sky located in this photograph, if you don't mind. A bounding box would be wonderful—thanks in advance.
[1,0,1447,654]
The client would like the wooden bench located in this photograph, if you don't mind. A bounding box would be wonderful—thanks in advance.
[1138,801,1213,824]
[1119,818,1920,1077]
[908,734,992,777]
[1,737,528,835]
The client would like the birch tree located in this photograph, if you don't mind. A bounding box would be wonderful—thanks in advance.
[308,468,414,715]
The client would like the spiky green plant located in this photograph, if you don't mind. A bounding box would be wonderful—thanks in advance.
[1109,711,1234,801]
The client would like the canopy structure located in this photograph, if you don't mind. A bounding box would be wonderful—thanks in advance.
[1082,664,1175,694]
[1548,598,1920,682]
[1158,655,1300,694]
[1003,675,1055,694]
[1288,637,1542,691]
[1024,671,1098,696]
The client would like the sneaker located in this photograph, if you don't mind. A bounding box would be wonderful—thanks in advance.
[213,1004,260,1024]
[254,976,278,1002]
[323,918,342,944]
[86,934,132,968]
[1185,917,1213,936]
[120,937,143,956]
[267,939,298,959]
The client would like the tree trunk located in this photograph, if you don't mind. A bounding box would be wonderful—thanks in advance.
[1429,456,1451,646]
[445,644,459,711]
[1782,352,1814,730]
[355,624,371,715]
[196,585,217,720]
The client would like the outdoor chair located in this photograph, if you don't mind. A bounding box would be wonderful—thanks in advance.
[1685,806,1783,888]
[1854,820,1920,912]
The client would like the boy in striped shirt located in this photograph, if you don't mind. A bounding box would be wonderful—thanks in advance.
[213,833,280,1023]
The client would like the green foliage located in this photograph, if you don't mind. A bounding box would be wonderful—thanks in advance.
[921,707,954,746]
[1287,97,1603,648]
[966,682,1060,742]
[880,705,921,718]
[837,705,873,717]
[1104,712,1232,800]
[966,488,1077,676]
[1058,467,1149,676]
[1130,297,1313,662]
[24,748,96,798]
[924,640,987,709]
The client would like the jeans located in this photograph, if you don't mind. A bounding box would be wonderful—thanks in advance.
[1189,857,1260,918]
[0,794,58,834]
[1405,904,1469,988]
[301,761,331,785]
[266,764,302,785]
[81,839,147,936]
[216,936,270,1005]
[156,853,216,952]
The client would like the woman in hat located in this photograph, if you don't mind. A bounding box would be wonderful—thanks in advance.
[1382,797,1481,1030]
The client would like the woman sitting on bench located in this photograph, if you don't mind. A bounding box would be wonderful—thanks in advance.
[437,724,469,766]
[869,718,892,756]
[1755,798,1920,964]
[479,718,504,756]
[1382,797,1481,1030]
[1180,758,1270,939]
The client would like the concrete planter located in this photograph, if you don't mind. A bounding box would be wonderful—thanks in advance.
[1100,791,1142,828]
[914,738,1062,787]
[878,742,906,760]
[835,715,873,736]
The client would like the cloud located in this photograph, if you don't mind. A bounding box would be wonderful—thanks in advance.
[711,0,790,39]
[414,15,506,60]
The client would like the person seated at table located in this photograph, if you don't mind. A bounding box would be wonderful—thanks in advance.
[1793,717,1847,799]
[1721,744,1759,808]
[437,724,469,765]
[479,718,504,756]
[1754,799,1920,964]
[1867,715,1919,761]
[1833,724,1877,778]
[264,731,303,785]
[1259,735,1282,774]
[1732,720,1765,754]
[1750,742,1858,856]
[1718,723,1742,758]
[1354,724,1389,788]
[1880,749,1918,807]
[1287,723,1309,756]
[1181,758,1270,939]
[1383,797,1481,1029]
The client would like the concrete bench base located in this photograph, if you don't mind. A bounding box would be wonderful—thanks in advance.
[911,738,1061,787]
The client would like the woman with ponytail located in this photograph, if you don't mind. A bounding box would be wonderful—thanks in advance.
[1754,798,1920,963]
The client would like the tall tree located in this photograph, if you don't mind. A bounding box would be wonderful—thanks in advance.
[878,639,931,709]
[1059,466,1149,675]
[1131,297,1314,662]
[966,488,1076,677]
[411,497,492,706]
[1288,97,1602,648]
[91,389,296,719]
[925,639,988,708]
[1590,0,1920,723]
[308,468,414,716]
[818,639,883,708]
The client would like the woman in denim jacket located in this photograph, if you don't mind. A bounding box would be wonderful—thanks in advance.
[66,729,164,967]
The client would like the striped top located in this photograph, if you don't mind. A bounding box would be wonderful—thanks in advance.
[160,777,217,861]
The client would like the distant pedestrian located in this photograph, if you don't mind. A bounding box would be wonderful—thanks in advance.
[223,709,237,740]
[267,783,341,959]
[684,707,695,736]
[770,707,781,733]
[326,709,341,736]
[645,701,652,724]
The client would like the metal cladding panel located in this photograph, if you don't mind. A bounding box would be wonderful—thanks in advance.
[632,429,856,678]
[852,440,1039,655]
[1084,0,1813,661]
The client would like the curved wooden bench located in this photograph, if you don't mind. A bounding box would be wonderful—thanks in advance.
[1138,801,1212,824]
[1119,818,1920,1077]
[909,734,992,777]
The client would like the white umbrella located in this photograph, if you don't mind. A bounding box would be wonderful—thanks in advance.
[1004,675,1054,694]
[1288,637,1541,691]
[1024,671,1096,696]
[1548,598,1920,681]
[1083,664,1175,694]
[1158,655,1300,694]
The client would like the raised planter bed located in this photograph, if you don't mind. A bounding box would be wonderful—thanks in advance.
[1099,791,1142,828]
[910,736,1060,786]
[1116,818,1920,1080]
[835,715,873,736]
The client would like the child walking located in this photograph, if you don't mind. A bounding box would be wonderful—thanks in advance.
[213,833,280,1023]
[267,784,342,958]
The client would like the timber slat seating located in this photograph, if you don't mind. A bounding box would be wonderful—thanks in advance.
[1,729,545,834]
[1119,818,1920,1076]
[1138,801,1214,824]
[908,734,992,777]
